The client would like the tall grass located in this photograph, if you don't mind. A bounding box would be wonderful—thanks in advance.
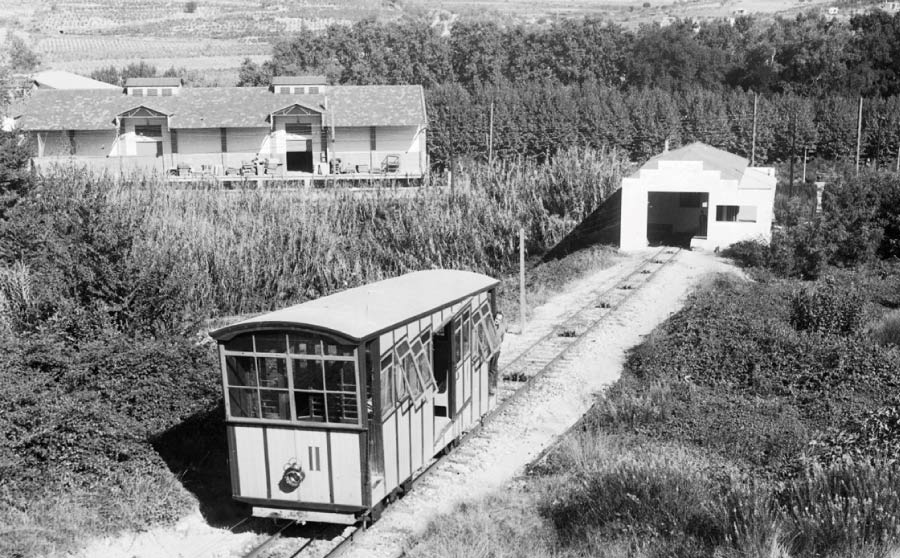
[10,147,627,332]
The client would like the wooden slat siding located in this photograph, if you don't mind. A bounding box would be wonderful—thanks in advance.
[398,401,412,482]
[383,412,398,491]
[227,425,241,495]
[233,426,267,499]
[330,431,363,506]
[327,430,335,503]
[360,432,370,508]
[263,427,271,499]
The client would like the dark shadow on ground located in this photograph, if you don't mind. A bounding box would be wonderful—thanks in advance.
[543,189,622,262]
[152,402,247,528]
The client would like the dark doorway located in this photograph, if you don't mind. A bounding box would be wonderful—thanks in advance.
[647,191,709,248]
[432,323,453,416]
[286,151,313,172]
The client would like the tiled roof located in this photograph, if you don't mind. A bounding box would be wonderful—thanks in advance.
[272,76,327,86]
[125,77,183,87]
[11,85,426,130]
[638,142,749,181]
[32,70,120,90]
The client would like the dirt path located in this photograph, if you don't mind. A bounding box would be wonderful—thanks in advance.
[69,250,738,558]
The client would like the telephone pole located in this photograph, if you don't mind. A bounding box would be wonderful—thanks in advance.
[856,96,863,176]
[488,101,494,167]
[751,92,758,165]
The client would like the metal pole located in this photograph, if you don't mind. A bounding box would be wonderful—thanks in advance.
[856,96,863,176]
[488,101,494,167]
[751,92,758,165]
[789,112,796,197]
[802,146,808,183]
[519,227,525,334]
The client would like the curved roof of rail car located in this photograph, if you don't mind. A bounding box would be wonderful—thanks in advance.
[210,270,499,343]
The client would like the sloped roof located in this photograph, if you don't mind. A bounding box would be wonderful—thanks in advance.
[638,142,749,182]
[32,70,120,90]
[210,270,499,343]
[125,77,183,87]
[11,85,427,130]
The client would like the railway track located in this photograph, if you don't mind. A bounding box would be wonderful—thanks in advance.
[243,247,682,558]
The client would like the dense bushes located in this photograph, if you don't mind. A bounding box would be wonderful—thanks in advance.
[724,170,900,280]
[789,277,865,335]
[530,271,900,557]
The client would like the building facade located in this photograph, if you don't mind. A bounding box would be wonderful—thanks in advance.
[9,76,428,180]
[619,142,776,251]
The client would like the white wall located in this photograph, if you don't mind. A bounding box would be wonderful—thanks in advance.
[177,129,221,154]
[109,116,170,157]
[331,126,425,174]
[73,130,116,157]
[620,160,776,251]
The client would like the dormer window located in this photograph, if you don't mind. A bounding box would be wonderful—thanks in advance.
[124,77,183,96]
[271,76,327,94]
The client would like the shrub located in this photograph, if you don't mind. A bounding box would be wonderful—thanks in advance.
[870,310,900,348]
[721,239,769,268]
[184,1,197,13]
[781,460,900,557]
[789,276,865,335]
[540,443,725,552]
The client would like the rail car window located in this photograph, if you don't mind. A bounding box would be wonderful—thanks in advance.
[225,334,254,352]
[462,310,471,356]
[404,353,423,399]
[222,332,359,425]
[380,355,394,415]
[411,339,434,389]
[452,323,461,363]
[229,389,260,418]
[295,392,326,422]
[256,333,286,353]
[293,359,358,424]
[227,356,257,386]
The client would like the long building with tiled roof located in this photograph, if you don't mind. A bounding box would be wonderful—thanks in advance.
[9,77,429,180]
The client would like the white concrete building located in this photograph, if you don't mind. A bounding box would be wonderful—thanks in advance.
[619,142,776,251]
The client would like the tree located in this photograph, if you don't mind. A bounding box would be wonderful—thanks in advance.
[121,61,157,81]
[90,65,121,86]
[236,58,270,86]
[6,36,40,72]
[0,131,33,215]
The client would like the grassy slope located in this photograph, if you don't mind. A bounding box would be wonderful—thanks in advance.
[405,267,900,558]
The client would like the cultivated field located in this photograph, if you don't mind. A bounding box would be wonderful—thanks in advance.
[1,0,842,81]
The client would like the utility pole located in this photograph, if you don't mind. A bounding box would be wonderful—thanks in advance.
[856,96,863,176]
[802,146,808,183]
[488,101,494,167]
[448,103,455,191]
[789,111,796,197]
[519,228,526,334]
[751,92,758,165]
